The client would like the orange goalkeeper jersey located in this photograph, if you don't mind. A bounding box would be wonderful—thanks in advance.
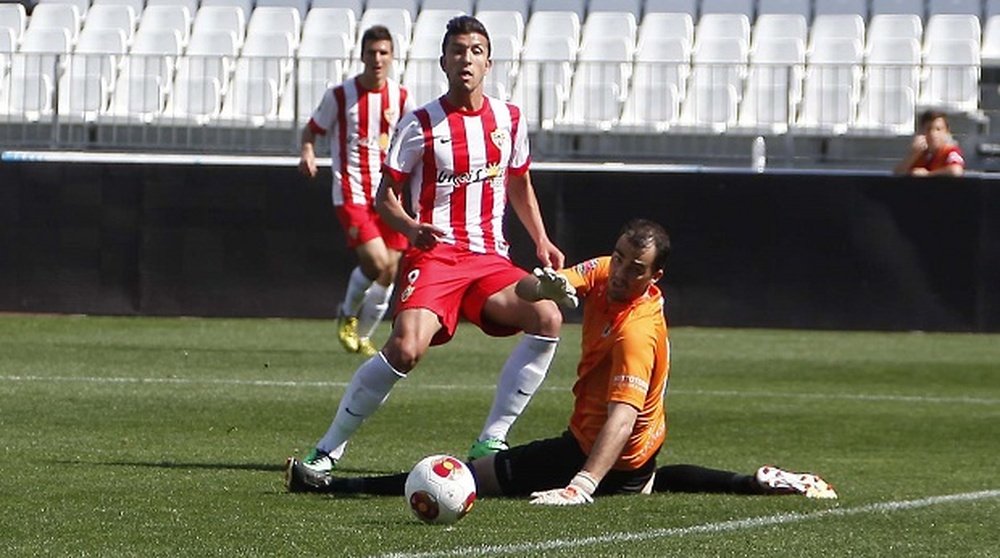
[561,257,670,471]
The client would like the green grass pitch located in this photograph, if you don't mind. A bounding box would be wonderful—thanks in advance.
[2,315,998,557]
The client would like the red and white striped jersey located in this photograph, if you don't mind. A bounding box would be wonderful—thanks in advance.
[383,95,531,257]
[308,76,413,207]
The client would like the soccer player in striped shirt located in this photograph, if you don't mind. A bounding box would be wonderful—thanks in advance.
[298,25,415,357]
[294,15,568,473]
[286,219,837,502]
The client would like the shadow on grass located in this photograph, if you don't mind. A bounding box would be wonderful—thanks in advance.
[56,459,397,476]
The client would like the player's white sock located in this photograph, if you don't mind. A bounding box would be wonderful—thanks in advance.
[357,282,393,340]
[478,334,559,442]
[318,352,405,460]
[341,266,373,317]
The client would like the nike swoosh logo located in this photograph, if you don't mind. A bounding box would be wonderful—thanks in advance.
[437,137,451,144]
[516,389,532,397]
[345,407,362,417]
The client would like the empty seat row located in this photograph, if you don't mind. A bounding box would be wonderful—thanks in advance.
[0,0,989,131]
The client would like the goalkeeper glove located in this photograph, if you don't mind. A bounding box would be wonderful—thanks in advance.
[529,471,598,506]
[533,267,579,309]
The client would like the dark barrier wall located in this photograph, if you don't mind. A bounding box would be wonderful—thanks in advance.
[1,161,997,332]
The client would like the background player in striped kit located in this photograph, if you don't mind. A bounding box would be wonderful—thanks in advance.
[298,25,415,357]
[293,15,569,472]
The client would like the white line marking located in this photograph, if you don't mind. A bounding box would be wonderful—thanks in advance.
[1,375,998,405]
[374,490,1000,558]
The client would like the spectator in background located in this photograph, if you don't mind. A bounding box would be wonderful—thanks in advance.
[298,25,415,357]
[894,110,965,177]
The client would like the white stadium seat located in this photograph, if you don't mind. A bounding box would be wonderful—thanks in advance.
[357,8,412,58]
[866,14,922,55]
[413,9,465,40]
[293,31,352,122]
[191,6,248,49]
[136,5,193,47]
[796,37,863,133]
[856,37,920,134]
[919,39,980,112]
[561,36,633,128]
[0,3,27,44]
[695,13,750,51]
[110,29,184,120]
[81,4,138,43]
[246,7,302,48]
[483,34,521,100]
[923,14,981,55]
[982,15,1000,65]
[58,28,129,120]
[178,30,239,94]
[475,10,525,45]
[303,8,358,45]
[581,12,637,49]
[26,3,82,44]
[402,34,448,106]
[810,14,865,53]
[4,27,73,120]
[738,36,804,132]
[525,10,581,46]
[752,13,807,49]
[37,0,90,18]
[512,35,577,129]
[638,12,693,50]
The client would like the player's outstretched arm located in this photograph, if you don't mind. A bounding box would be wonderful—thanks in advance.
[506,172,564,269]
[530,402,638,505]
[515,267,579,309]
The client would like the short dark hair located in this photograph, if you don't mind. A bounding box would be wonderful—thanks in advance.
[619,219,671,272]
[361,25,394,54]
[918,110,949,131]
[441,15,491,57]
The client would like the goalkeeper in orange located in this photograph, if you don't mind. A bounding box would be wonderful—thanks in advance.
[285,218,837,503]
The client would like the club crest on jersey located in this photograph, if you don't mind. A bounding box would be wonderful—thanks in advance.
[378,132,390,151]
[490,128,510,149]
[400,269,420,303]
[574,258,600,276]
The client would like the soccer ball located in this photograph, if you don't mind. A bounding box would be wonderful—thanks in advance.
[404,454,477,525]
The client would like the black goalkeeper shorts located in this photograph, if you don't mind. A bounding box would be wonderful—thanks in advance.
[492,431,659,497]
